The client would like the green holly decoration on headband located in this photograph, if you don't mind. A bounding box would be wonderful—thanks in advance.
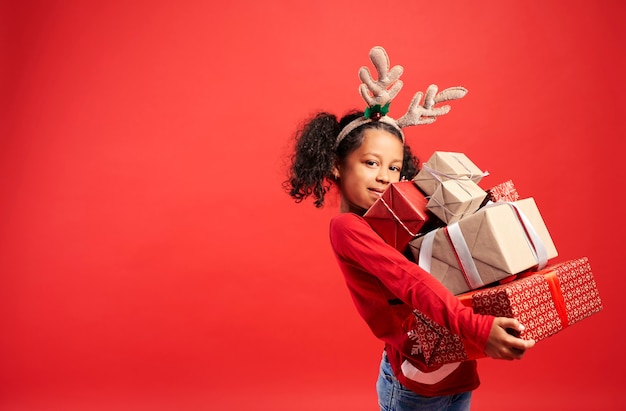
[364,102,390,120]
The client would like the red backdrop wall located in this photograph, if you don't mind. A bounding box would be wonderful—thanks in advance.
[1,1,624,410]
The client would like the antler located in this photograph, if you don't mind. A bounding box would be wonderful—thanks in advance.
[357,46,404,107]
[396,85,468,127]
[336,46,468,147]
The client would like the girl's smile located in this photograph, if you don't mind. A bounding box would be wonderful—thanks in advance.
[368,187,386,197]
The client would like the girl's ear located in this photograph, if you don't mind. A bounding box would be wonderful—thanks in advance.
[331,165,340,180]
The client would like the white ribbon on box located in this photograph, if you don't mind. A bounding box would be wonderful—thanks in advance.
[418,201,548,290]
[378,196,420,237]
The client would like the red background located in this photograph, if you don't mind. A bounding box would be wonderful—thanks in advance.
[1,1,624,410]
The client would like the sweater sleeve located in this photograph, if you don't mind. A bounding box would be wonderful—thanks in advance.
[329,213,494,354]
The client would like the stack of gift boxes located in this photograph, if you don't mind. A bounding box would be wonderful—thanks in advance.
[363,151,603,368]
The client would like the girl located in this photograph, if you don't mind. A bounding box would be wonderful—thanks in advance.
[287,112,534,411]
[285,47,535,411]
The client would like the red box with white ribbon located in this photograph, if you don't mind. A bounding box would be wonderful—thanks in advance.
[364,181,434,252]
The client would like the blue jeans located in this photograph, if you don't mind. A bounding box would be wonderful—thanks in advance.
[376,352,472,411]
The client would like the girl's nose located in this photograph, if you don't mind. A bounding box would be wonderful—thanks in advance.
[376,169,390,183]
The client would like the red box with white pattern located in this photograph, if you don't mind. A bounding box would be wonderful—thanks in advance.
[486,180,519,203]
[458,257,603,342]
[403,257,603,368]
[401,310,471,369]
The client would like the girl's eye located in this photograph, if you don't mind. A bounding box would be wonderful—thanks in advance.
[365,160,379,167]
[390,165,401,172]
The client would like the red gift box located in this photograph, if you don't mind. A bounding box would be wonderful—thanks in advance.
[519,256,603,327]
[401,310,478,369]
[486,180,519,203]
[403,272,562,367]
[403,257,603,368]
[458,257,603,342]
[364,181,433,252]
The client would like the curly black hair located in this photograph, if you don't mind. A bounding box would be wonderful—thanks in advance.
[284,111,419,208]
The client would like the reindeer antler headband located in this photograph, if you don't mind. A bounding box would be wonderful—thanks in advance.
[336,46,468,147]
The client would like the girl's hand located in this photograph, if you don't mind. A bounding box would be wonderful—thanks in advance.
[484,317,536,360]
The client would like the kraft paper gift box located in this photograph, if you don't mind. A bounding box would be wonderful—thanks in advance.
[364,181,433,252]
[427,179,487,224]
[457,257,603,343]
[408,197,558,295]
[413,151,487,196]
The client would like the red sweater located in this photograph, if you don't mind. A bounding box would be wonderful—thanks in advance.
[329,212,495,397]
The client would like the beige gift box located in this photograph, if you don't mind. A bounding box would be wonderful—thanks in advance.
[427,179,487,224]
[409,197,558,295]
[413,151,487,196]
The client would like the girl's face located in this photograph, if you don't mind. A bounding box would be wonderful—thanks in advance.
[335,128,404,215]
